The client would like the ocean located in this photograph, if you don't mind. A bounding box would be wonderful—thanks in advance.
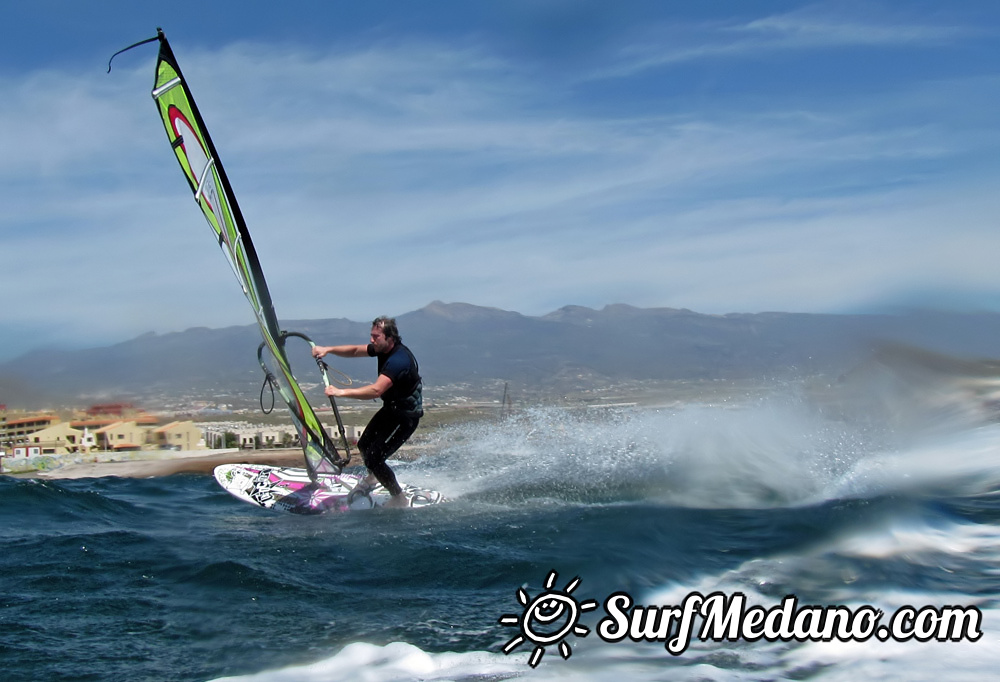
[3,369,1000,681]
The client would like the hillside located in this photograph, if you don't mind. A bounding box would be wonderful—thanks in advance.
[3,301,1000,409]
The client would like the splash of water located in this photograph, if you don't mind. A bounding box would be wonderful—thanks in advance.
[412,392,886,509]
[406,345,1000,511]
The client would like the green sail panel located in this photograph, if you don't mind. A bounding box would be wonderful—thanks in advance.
[150,30,344,478]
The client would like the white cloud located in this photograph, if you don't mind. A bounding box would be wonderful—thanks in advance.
[737,4,970,46]
[594,3,976,79]
[1,15,999,359]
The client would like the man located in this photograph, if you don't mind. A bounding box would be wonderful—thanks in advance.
[311,316,423,508]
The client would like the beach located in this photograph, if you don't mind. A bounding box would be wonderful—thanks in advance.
[17,448,332,479]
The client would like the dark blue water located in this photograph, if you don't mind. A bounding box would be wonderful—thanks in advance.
[3,399,999,681]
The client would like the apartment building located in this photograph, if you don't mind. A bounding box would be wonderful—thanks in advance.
[0,407,207,457]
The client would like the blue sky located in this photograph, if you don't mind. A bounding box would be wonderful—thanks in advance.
[2,1,1000,361]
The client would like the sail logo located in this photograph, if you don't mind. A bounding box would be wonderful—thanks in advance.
[167,106,227,235]
[497,570,598,668]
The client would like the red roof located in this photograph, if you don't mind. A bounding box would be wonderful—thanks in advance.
[6,415,57,426]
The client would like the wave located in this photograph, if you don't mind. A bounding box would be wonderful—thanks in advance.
[210,484,1000,682]
[0,477,145,534]
[210,607,1000,682]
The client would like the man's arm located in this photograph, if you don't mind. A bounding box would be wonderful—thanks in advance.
[312,344,369,359]
[325,374,392,400]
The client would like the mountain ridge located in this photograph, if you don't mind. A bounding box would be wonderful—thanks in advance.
[3,301,1000,409]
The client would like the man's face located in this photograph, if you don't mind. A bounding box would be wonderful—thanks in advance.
[370,325,392,353]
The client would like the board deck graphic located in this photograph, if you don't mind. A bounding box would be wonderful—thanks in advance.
[214,464,445,514]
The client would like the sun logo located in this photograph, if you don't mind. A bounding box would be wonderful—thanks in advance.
[498,570,599,667]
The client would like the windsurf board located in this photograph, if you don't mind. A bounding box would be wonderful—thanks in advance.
[213,463,445,514]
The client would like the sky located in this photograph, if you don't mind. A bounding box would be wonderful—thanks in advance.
[2,1,1000,361]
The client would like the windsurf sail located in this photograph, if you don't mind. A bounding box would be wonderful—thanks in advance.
[120,29,348,478]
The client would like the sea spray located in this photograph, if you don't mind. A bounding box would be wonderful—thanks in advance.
[420,393,883,508]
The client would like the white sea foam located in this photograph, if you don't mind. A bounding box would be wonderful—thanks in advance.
[207,601,1000,682]
[208,641,518,681]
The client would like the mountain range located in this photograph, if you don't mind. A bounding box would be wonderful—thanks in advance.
[4,301,1000,409]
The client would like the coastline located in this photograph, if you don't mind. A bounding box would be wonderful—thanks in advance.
[10,449,350,480]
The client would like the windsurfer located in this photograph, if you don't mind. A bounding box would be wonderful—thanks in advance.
[312,317,423,509]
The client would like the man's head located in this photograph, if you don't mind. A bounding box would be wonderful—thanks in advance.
[370,316,400,352]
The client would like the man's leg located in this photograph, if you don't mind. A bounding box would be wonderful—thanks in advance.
[357,408,419,498]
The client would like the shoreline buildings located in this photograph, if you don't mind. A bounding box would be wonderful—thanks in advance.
[0,403,204,458]
[1,403,363,461]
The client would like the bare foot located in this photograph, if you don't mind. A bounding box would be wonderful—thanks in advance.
[383,493,410,509]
